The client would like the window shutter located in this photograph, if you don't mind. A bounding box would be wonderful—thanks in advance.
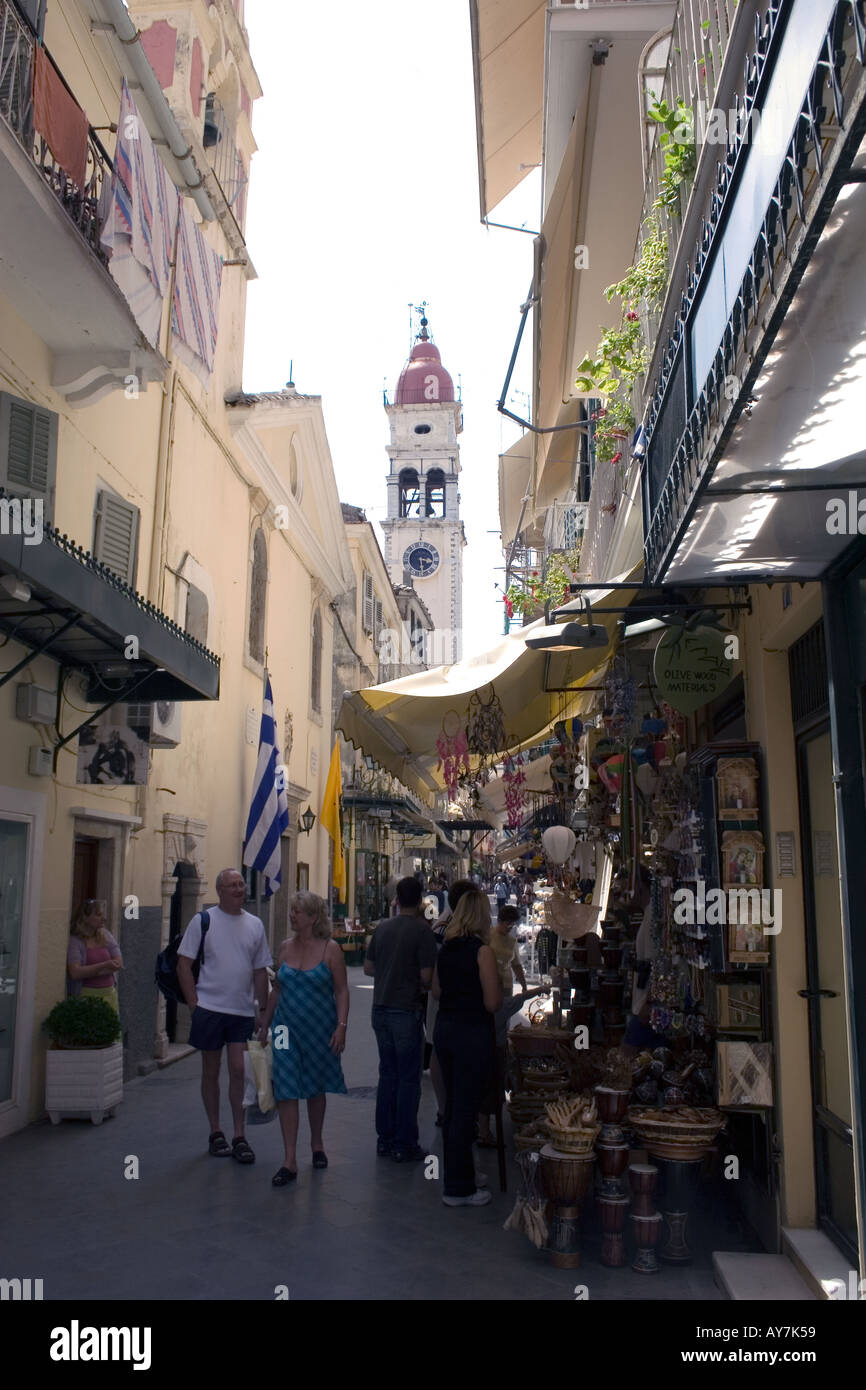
[0,391,58,514]
[93,490,139,585]
[362,571,374,634]
[374,597,383,646]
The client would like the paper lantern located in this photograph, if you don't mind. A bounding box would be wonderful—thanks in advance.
[542,825,576,865]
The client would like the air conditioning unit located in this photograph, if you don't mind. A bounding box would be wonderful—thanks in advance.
[125,701,182,748]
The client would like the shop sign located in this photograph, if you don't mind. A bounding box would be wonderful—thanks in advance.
[653,625,734,715]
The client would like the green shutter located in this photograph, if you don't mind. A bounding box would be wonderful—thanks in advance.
[93,489,139,585]
[0,391,58,508]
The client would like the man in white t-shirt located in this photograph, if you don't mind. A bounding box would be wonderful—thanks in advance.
[177,867,272,1163]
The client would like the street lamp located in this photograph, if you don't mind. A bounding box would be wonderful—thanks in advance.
[299,807,316,835]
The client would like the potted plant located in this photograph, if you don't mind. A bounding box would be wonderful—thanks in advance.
[43,996,123,1125]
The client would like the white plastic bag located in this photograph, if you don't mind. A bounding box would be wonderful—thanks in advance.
[242,1050,257,1109]
[248,1038,274,1113]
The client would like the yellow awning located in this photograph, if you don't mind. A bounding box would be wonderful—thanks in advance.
[470,0,546,219]
[337,575,640,798]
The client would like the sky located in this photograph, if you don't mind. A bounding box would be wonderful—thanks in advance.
[241,0,538,657]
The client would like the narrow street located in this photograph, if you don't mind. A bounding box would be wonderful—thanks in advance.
[1,967,746,1302]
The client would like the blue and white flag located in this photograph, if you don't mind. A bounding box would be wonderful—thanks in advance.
[242,676,290,898]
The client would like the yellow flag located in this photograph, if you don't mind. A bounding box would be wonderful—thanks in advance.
[320,739,347,900]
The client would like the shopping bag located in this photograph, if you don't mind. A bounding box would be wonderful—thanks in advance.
[248,1038,274,1113]
[242,1050,257,1109]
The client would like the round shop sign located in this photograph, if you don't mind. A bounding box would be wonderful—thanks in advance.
[653,625,735,716]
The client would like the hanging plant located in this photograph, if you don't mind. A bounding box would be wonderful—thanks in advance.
[504,547,582,620]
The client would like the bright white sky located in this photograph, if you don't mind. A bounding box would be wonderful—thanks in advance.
[241,0,538,657]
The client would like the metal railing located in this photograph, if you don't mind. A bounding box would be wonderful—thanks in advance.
[0,0,112,261]
[203,92,247,225]
[543,501,588,553]
[635,0,740,355]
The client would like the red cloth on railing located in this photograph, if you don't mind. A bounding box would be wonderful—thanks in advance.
[33,44,88,190]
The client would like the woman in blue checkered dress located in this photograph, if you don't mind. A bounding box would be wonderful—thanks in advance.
[258,893,348,1186]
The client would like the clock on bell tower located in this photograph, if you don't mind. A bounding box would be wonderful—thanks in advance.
[380,314,466,663]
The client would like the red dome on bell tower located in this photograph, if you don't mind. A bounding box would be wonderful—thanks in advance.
[394,318,455,405]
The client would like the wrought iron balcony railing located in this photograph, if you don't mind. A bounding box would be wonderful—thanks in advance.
[0,0,112,262]
[203,91,248,226]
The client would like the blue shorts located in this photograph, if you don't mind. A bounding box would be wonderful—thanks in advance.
[189,1007,254,1051]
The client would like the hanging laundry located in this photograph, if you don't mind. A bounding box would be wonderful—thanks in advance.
[171,203,223,383]
[33,45,89,191]
[100,79,179,348]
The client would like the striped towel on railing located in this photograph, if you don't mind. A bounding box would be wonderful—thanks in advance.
[171,203,223,384]
[100,79,179,348]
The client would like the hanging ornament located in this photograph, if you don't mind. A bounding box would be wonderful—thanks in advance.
[541,825,576,865]
[436,710,470,797]
[502,751,527,831]
[598,752,625,794]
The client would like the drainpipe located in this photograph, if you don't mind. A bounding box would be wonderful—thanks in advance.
[95,0,216,223]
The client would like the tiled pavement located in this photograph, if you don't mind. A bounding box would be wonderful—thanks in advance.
[1,969,758,1301]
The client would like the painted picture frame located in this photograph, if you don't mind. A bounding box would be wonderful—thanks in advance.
[716,1041,773,1107]
[717,756,760,821]
[710,981,762,1034]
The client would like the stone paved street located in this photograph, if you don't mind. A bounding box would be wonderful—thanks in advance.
[2,970,753,1301]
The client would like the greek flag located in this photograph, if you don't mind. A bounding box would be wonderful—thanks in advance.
[242,676,289,897]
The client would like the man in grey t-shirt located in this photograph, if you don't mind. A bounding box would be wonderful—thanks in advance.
[364,877,436,1161]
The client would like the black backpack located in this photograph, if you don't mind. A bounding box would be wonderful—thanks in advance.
[155,910,210,1004]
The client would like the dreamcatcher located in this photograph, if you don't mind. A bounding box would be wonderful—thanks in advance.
[436,710,470,797]
[465,684,506,785]
[502,750,527,831]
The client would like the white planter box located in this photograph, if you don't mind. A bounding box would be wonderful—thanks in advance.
[45,1041,124,1125]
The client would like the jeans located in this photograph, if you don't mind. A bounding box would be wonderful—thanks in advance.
[372,1005,425,1152]
[434,1014,494,1197]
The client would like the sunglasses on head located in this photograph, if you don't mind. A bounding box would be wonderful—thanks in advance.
[83,899,105,914]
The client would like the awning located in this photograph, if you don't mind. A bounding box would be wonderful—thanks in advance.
[499,434,533,546]
[337,589,634,800]
[0,519,220,703]
[470,0,546,219]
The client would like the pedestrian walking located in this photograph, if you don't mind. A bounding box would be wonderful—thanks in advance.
[432,888,502,1206]
[365,876,437,1161]
[177,868,272,1165]
[427,877,475,1124]
[258,892,348,1186]
[66,899,123,1015]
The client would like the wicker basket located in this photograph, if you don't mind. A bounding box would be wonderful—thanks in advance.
[628,1106,725,1144]
[544,1122,601,1155]
[514,1122,549,1152]
[509,1028,574,1058]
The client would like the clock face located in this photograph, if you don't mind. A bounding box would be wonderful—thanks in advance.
[403,542,439,578]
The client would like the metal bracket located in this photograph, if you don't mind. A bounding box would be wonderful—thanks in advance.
[52,667,160,773]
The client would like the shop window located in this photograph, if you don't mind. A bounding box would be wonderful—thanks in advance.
[311,607,322,714]
[399,468,421,518]
[248,528,267,665]
[425,468,445,517]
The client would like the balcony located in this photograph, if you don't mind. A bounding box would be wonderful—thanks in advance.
[543,501,588,554]
[638,0,866,586]
[0,0,166,404]
[203,93,248,229]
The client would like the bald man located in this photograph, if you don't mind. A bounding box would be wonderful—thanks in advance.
[177,868,272,1163]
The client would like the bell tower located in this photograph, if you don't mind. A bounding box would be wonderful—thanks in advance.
[381,315,465,663]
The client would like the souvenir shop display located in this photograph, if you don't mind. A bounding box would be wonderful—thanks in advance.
[435,711,470,797]
[465,684,506,785]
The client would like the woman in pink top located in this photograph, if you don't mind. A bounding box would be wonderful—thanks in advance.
[67,899,123,1015]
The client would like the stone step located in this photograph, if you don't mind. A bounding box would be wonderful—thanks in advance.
[713,1252,816,1300]
[782,1227,858,1300]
